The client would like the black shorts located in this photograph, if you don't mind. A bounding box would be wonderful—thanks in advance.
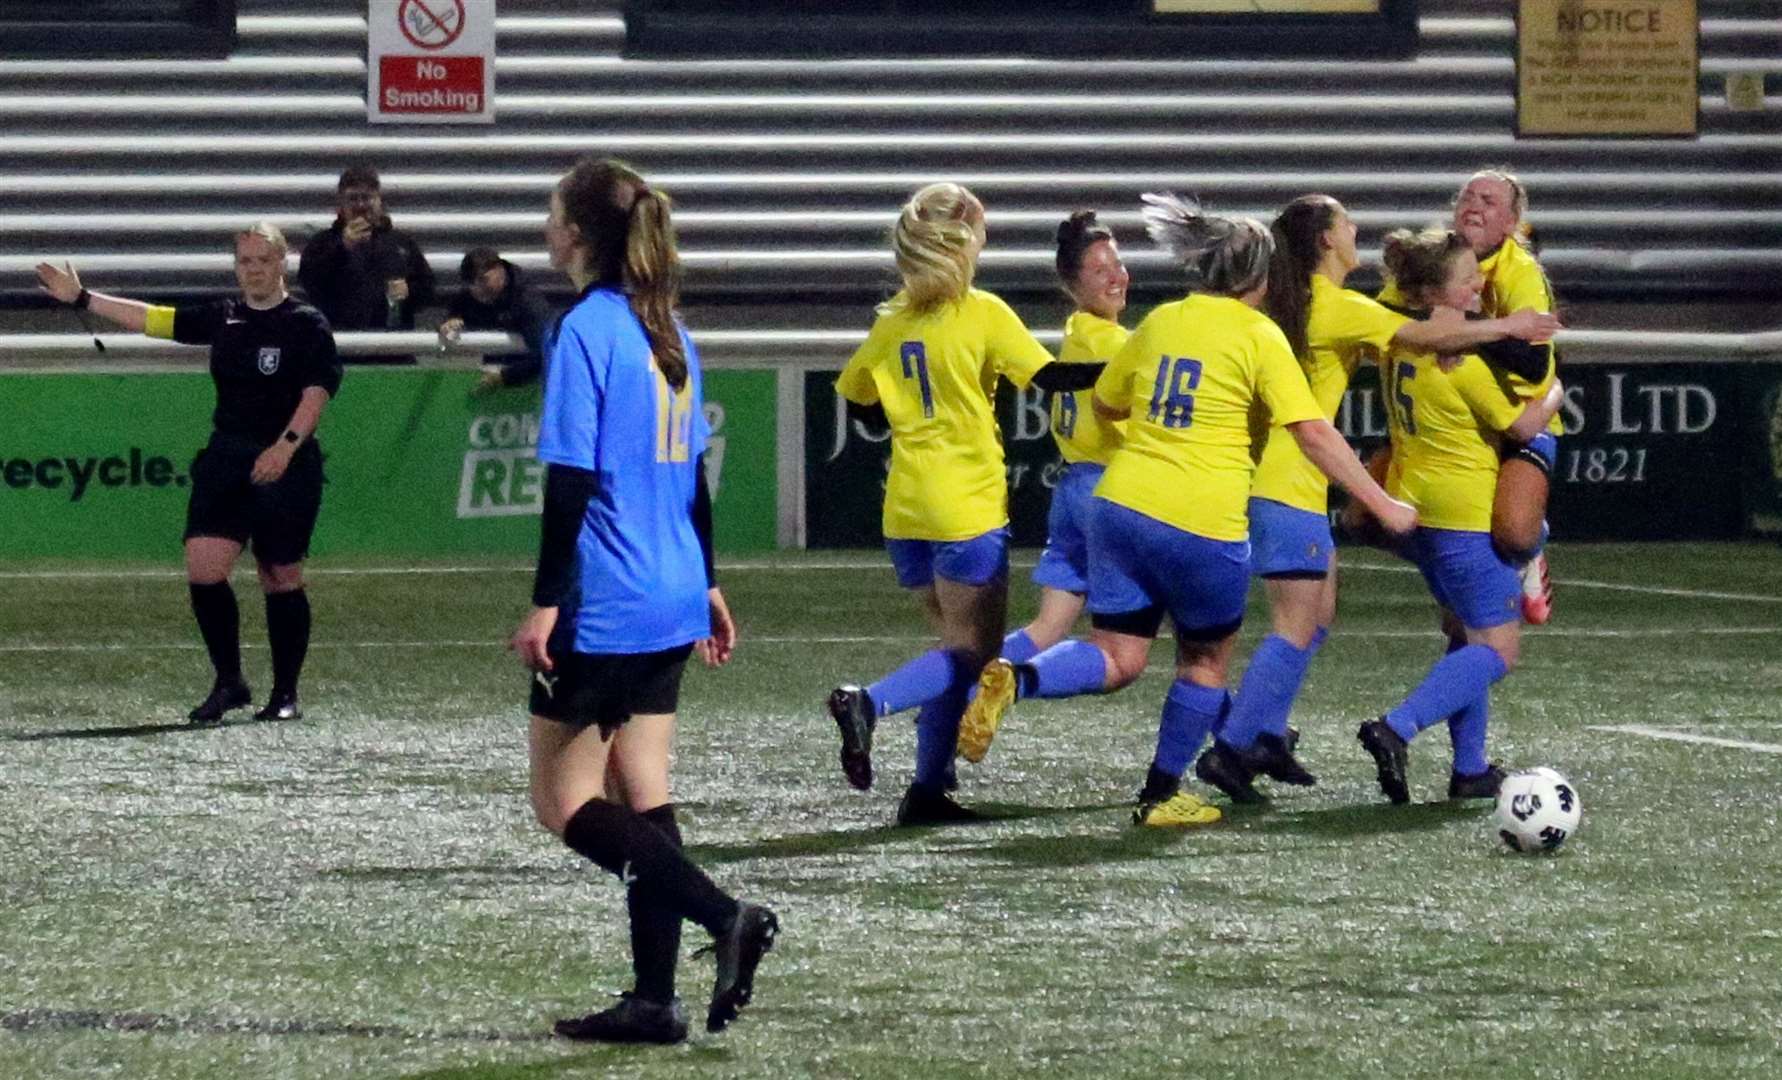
[528,643,694,736]
[184,436,324,566]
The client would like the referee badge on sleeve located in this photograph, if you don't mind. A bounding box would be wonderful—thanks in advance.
[258,347,281,375]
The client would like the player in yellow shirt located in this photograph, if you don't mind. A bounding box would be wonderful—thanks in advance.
[957,210,1131,764]
[1193,194,1561,804]
[964,193,1417,827]
[1356,227,1564,804]
[824,183,1103,825]
[1378,169,1561,623]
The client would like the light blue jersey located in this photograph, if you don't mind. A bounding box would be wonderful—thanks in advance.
[537,287,711,654]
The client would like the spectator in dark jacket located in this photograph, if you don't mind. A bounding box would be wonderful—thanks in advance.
[439,247,557,390]
[298,165,435,363]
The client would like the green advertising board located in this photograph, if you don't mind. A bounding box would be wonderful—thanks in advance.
[0,368,777,560]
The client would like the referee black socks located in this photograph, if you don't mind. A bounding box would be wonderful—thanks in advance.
[264,588,311,697]
[188,581,242,685]
[562,798,741,940]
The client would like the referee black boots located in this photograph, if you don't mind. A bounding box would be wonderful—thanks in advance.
[187,680,251,726]
[254,690,303,722]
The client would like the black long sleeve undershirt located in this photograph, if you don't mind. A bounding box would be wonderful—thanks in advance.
[532,463,596,608]
[692,453,716,587]
[1028,360,1107,393]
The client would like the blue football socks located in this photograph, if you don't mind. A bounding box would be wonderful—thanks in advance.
[1152,679,1226,777]
[1220,633,1315,751]
[1385,644,1508,743]
[1020,639,1108,699]
[912,674,971,790]
[868,647,966,718]
[1000,628,1040,666]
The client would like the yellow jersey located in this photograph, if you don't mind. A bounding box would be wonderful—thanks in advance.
[1382,347,1527,532]
[1379,236,1560,431]
[1051,311,1129,466]
[1094,294,1324,542]
[836,288,1055,541]
[1250,275,1409,513]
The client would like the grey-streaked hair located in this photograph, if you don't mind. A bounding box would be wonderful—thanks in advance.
[1141,192,1272,297]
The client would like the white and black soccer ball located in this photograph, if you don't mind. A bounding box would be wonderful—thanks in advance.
[1494,768,1582,854]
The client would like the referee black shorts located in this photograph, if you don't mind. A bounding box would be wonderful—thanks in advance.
[184,435,324,567]
[529,643,695,737]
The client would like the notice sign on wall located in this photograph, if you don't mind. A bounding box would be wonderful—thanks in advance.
[368,0,495,125]
[1517,0,1698,136]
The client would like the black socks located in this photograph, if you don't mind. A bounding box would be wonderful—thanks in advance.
[561,798,740,941]
[264,588,311,697]
[629,804,685,1004]
[189,581,242,685]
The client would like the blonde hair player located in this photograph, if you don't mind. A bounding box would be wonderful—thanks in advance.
[1355,227,1565,804]
[825,182,1113,824]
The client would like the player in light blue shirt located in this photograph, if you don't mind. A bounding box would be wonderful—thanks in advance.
[507,157,777,1045]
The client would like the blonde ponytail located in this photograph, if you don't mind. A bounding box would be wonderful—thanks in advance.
[891,182,984,312]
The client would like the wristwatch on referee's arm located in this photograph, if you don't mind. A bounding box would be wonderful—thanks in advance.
[282,430,301,446]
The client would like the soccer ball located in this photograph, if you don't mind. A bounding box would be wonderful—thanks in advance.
[1494,768,1582,854]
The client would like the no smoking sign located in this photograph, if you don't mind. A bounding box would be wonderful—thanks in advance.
[399,0,466,50]
[369,0,495,125]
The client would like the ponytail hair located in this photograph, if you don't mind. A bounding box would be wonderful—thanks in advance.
[624,187,686,390]
[557,155,687,390]
[1380,227,1470,306]
[891,182,984,312]
[1054,208,1114,291]
[1263,194,1341,363]
[1140,192,1272,298]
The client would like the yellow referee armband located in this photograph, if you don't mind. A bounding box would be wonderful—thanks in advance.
[144,306,177,340]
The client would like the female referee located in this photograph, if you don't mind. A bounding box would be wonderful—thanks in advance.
[36,225,339,726]
[1355,227,1564,804]
[963,194,1417,827]
[509,157,776,1043]
[824,182,1105,825]
[956,209,1132,764]
[1193,194,1560,803]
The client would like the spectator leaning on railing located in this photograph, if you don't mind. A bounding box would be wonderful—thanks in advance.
[298,164,435,364]
[439,246,558,392]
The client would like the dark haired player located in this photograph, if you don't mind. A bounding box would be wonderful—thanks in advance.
[37,223,342,724]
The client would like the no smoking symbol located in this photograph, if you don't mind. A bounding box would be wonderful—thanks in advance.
[398,0,466,50]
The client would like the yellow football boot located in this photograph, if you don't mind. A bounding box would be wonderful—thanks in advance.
[956,658,1016,764]
[1133,791,1223,828]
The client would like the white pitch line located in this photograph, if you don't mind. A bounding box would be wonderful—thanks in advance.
[1586,724,1782,755]
[1343,560,1782,604]
[5,626,1782,655]
[2,559,1779,605]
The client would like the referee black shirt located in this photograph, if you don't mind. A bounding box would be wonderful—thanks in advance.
[173,299,344,444]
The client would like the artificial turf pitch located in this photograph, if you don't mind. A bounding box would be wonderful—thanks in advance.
[2,542,1779,1079]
